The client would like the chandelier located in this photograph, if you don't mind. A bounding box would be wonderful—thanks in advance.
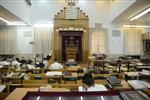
[65,0,78,6]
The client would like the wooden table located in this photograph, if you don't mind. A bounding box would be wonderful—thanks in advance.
[46,71,62,83]
[46,75,62,84]
[66,66,81,72]
[118,60,136,73]
[136,65,150,69]
[93,60,106,71]
[47,67,82,72]
[16,68,27,73]
[124,72,140,80]
[5,88,39,100]
[2,73,26,84]
[39,87,70,92]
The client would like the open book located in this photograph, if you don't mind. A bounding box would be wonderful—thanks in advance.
[120,91,149,100]
[128,80,150,90]
[78,84,108,92]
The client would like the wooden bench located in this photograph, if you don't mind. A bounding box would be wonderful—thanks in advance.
[22,80,48,88]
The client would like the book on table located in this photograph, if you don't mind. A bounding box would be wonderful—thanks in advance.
[106,76,121,86]
[120,91,150,100]
[128,80,150,90]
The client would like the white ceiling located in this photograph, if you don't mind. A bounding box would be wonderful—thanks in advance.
[0,0,150,27]
[112,0,150,25]
[30,0,112,27]
[0,6,23,25]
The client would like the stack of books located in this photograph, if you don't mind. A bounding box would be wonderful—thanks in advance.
[106,76,122,87]
[120,91,149,100]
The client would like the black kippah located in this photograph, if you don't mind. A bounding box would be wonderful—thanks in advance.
[82,73,94,86]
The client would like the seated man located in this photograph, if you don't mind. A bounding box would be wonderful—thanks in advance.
[43,58,48,68]
[12,58,21,69]
[79,73,107,91]
[0,58,10,65]
[49,59,63,69]
[27,60,35,69]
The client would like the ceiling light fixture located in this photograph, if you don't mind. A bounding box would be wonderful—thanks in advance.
[65,0,78,6]
[8,22,27,25]
[123,25,150,28]
[130,7,150,21]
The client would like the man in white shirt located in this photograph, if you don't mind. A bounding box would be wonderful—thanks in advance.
[49,59,63,69]
[43,58,48,68]
[81,73,107,91]
[12,58,21,69]
[0,58,10,65]
[27,60,35,69]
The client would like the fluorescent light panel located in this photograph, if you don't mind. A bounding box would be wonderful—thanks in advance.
[8,22,27,25]
[0,17,11,24]
[130,7,150,21]
[123,25,150,28]
[0,17,27,25]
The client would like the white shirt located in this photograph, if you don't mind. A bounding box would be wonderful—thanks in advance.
[27,64,35,69]
[12,60,20,66]
[12,60,21,69]
[43,60,48,67]
[49,62,63,69]
[0,61,10,65]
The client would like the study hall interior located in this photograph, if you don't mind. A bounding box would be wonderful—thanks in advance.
[0,0,150,100]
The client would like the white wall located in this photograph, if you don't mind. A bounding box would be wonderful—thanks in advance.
[1,0,32,24]
[107,24,124,55]
[17,27,34,54]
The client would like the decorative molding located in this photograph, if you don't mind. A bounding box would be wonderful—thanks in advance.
[143,32,150,40]
[54,7,88,20]
[66,6,77,19]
